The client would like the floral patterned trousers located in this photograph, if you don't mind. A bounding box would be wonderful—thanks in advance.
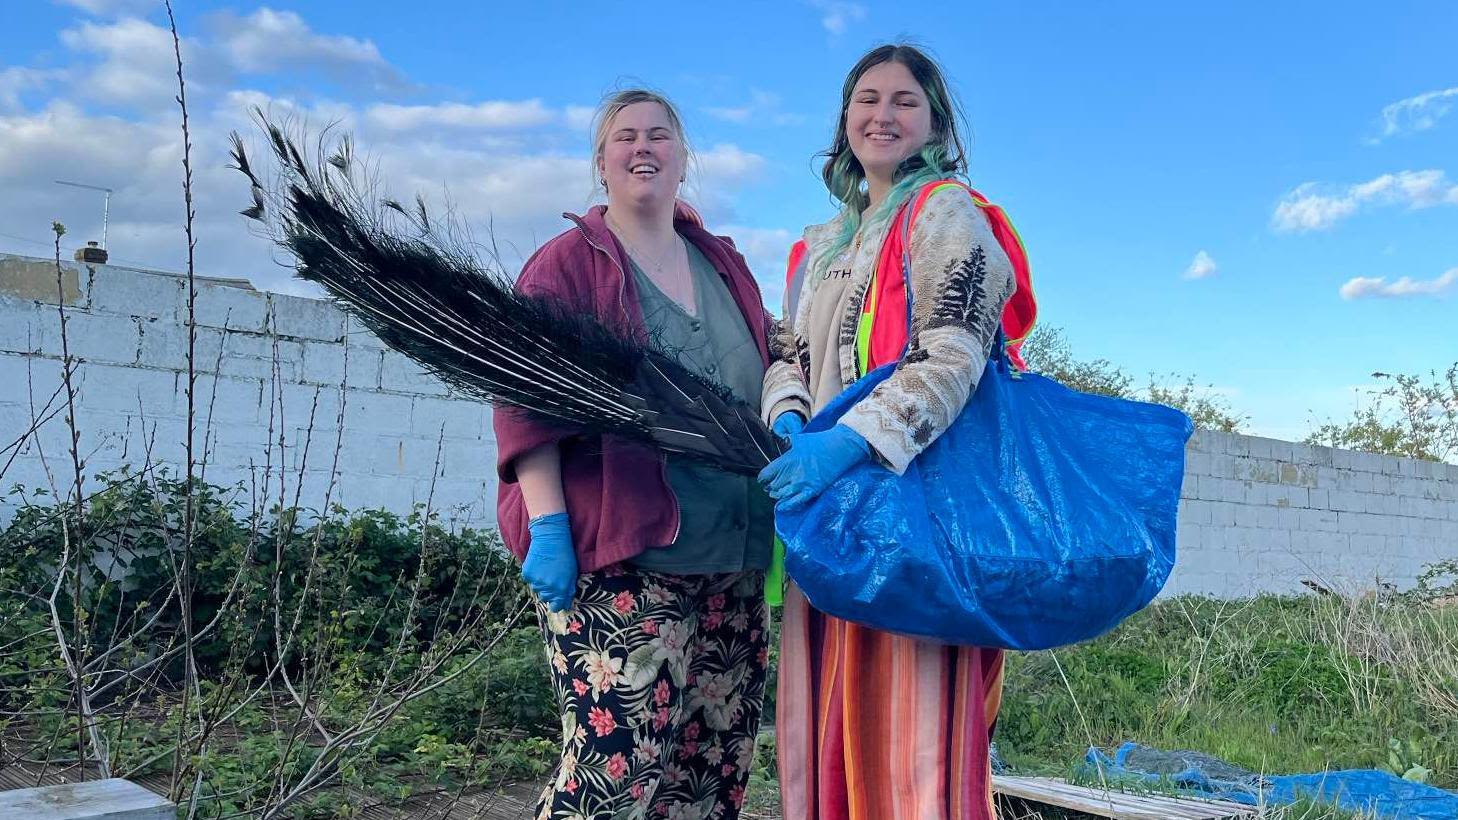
[533,566,770,820]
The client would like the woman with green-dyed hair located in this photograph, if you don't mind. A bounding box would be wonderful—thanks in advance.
[758,44,1018,819]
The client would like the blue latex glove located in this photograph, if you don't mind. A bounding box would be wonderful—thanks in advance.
[757,424,873,509]
[523,512,578,612]
[771,410,806,443]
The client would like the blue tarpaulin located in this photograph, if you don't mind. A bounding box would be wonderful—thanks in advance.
[1085,743,1458,820]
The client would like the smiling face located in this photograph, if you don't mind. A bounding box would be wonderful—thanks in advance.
[844,60,933,187]
[597,100,687,211]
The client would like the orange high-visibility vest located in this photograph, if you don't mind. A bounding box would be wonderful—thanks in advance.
[784,180,1037,376]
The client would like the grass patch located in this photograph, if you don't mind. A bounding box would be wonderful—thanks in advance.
[997,591,1458,788]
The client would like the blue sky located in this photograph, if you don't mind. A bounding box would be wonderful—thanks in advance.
[2,0,1454,442]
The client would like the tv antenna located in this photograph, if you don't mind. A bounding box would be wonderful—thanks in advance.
[54,180,113,249]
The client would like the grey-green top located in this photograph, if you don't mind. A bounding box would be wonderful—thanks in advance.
[627,239,774,574]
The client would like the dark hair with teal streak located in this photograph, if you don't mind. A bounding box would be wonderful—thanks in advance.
[812,43,969,281]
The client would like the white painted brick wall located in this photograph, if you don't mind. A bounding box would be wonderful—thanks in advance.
[2,253,1453,590]
[1,254,495,527]
[1163,420,1457,598]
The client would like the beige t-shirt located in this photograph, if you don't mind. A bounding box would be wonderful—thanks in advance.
[804,245,857,414]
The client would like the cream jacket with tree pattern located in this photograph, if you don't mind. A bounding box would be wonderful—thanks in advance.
[761,185,1016,475]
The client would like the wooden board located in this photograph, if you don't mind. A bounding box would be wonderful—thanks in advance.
[0,777,175,820]
[993,775,1257,820]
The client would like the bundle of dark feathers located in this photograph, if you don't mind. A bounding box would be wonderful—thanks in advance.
[230,111,782,476]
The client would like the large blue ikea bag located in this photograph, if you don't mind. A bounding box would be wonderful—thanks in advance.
[775,349,1193,649]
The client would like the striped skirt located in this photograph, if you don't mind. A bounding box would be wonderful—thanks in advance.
[775,582,1005,820]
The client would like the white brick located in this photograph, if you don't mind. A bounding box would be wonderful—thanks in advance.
[1369,452,1395,474]
[77,365,179,415]
[381,351,449,396]
[195,375,266,425]
[0,352,65,397]
[412,396,490,439]
[280,383,343,431]
[343,317,388,350]
[1222,478,1247,503]
[270,294,345,341]
[1184,451,1210,477]
[1193,474,1218,501]
[1246,437,1275,459]
[1270,486,1309,508]
[192,284,269,332]
[1268,440,1295,462]
[136,324,225,371]
[1209,501,1236,527]
[440,438,495,479]
[374,435,448,477]
[344,348,382,389]
[301,341,346,385]
[1260,528,1291,550]
[215,334,303,382]
[1242,483,1267,506]
[0,304,57,354]
[1255,505,1280,529]
[57,313,140,365]
[1179,499,1211,525]
[90,270,184,320]
[348,392,414,434]
[1300,509,1340,532]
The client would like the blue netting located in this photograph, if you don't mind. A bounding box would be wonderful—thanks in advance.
[1084,743,1458,820]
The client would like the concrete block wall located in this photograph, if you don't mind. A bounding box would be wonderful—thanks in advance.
[1164,429,1458,597]
[2,253,1454,595]
[0,254,496,527]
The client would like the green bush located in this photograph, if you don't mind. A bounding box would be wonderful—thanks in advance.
[0,471,560,814]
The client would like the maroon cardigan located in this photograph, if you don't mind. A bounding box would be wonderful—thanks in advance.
[493,204,773,571]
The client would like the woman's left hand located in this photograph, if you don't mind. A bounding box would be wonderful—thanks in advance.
[757,424,872,508]
[771,410,806,443]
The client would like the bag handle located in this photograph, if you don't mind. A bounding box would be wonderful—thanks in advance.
[894,190,1011,376]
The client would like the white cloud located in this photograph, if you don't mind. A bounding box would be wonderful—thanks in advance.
[1182,250,1217,280]
[1339,267,1458,300]
[208,8,404,90]
[0,99,283,286]
[1375,86,1458,141]
[3,9,772,296]
[717,225,796,309]
[59,17,218,107]
[0,67,67,111]
[704,90,803,127]
[0,92,599,293]
[564,105,596,132]
[684,144,770,223]
[1271,170,1458,232]
[53,0,158,16]
[693,143,767,186]
[807,0,867,34]
[365,100,555,132]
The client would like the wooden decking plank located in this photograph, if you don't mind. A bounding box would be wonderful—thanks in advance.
[992,775,1256,820]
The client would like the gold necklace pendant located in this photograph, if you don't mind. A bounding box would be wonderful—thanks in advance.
[607,213,677,275]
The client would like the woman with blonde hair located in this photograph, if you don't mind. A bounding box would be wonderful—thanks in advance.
[494,89,776,819]
[760,44,1018,819]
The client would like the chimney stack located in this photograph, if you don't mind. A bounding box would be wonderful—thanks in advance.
[74,241,108,265]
